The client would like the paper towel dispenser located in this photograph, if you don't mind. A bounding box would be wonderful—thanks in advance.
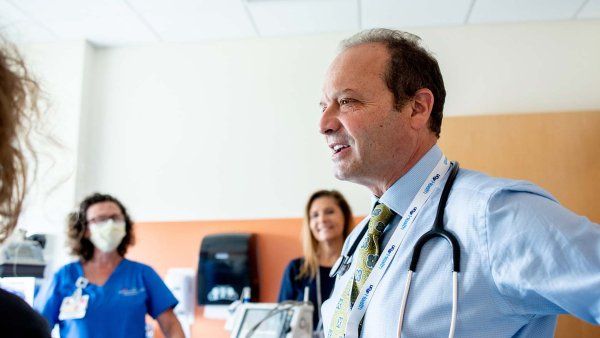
[197,233,258,305]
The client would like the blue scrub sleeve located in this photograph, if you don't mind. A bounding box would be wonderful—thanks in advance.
[487,189,600,324]
[142,266,179,319]
[33,271,62,329]
[278,260,299,302]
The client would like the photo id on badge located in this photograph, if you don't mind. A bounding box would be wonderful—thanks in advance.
[59,293,89,320]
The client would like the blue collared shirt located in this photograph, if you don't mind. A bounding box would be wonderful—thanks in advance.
[322,145,600,337]
[376,144,446,250]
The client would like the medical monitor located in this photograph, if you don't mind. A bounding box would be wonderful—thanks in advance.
[231,303,289,338]
[230,302,313,338]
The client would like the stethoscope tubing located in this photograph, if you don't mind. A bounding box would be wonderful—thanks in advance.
[398,162,461,338]
[397,270,458,338]
[409,162,461,273]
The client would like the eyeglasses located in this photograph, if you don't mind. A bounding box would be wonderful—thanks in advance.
[87,214,125,225]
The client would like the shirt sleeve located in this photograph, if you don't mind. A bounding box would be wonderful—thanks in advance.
[33,270,63,329]
[278,260,299,302]
[486,186,600,324]
[141,266,179,319]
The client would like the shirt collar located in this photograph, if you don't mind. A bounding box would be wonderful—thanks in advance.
[370,144,443,216]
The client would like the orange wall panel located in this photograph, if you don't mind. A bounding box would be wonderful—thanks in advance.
[128,218,304,302]
[128,218,304,337]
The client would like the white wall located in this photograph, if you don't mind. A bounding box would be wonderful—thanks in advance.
[16,20,600,231]
[79,20,600,221]
[81,33,371,222]
[15,41,90,269]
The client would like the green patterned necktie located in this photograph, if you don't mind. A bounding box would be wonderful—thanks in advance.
[328,203,396,338]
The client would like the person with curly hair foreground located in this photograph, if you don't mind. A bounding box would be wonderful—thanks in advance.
[0,42,50,337]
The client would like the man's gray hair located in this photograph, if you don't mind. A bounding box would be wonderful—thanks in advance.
[339,28,422,51]
[337,28,446,138]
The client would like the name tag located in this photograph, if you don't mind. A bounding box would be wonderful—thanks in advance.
[59,294,89,320]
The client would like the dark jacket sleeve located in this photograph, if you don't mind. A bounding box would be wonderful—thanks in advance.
[0,289,51,338]
[277,258,301,302]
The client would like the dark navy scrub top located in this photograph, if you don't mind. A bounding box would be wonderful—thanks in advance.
[278,258,335,330]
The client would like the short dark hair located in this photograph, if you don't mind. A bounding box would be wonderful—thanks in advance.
[67,193,135,261]
[340,29,446,138]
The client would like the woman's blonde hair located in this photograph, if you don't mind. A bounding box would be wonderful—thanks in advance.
[0,43,40,242]
[298,190,353,280]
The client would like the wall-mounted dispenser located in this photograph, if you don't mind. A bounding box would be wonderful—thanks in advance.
[197,233,258,319]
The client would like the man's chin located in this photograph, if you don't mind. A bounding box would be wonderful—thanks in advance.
[333,165,370,187]
[333,166,353,181]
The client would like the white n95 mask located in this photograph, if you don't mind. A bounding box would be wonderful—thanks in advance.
[89,219,126,253]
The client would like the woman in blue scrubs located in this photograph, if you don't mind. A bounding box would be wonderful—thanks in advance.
[34,193,185,338]
[278,190,353,333]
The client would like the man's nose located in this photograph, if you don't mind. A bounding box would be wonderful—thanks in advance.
[319,105,340,135]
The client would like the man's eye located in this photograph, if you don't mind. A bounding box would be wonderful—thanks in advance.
[339,98,353,105]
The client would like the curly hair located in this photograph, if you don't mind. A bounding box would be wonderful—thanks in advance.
[0,43,40,242]
[67,193,135,261]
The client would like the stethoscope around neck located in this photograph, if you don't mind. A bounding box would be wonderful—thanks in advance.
[329,162,461,338]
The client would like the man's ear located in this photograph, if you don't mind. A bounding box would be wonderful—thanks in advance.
[409,88,434,131]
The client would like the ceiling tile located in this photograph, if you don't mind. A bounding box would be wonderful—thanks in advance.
[246,0,358,37]
[362,0,473,29]
[0,23,56,43]
[0,0,27,27]
[2,0,598,46]
[0,0,56,43]
[9,0,158,46]
[578,0,600,19]
[126,0,257,41]
[469,0,586,23]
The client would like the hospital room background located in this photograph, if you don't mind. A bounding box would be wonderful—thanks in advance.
[0,0,598,337]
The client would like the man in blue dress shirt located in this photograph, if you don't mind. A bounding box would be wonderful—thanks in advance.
[318,28,600,337]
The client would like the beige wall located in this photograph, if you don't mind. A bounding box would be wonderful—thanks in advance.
[440,111,600,338]
[77,20,600,222]
[16,20,600,267]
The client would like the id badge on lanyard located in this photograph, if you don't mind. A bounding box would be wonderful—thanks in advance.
[59,277,89,320]
[343,156,451,338]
